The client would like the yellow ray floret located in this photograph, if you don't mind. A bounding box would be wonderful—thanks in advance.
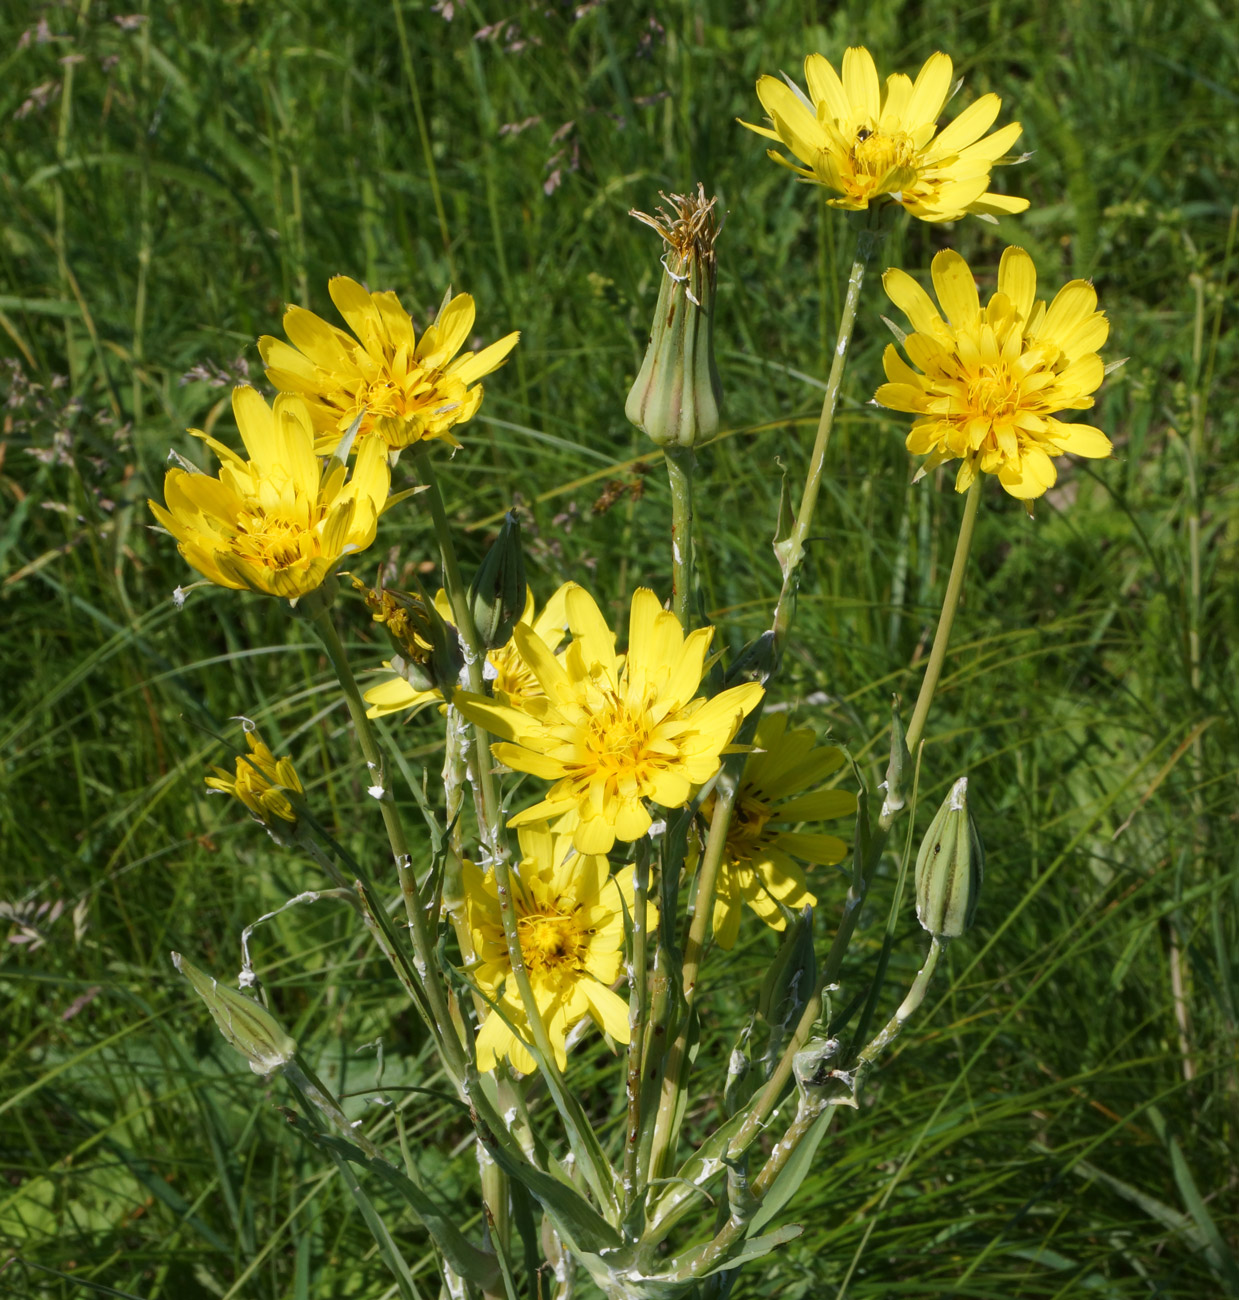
[875,246,1113,500]
[466,825,651,1073]
[705,714,857,950]
[148,386,390,601]
[364,583,573,720]
[205,728,304,827]
[454,584,764,856]
[259,276,519,458]
[741,47,1028,222]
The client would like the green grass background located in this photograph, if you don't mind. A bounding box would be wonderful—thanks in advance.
[2,0,1237,1296]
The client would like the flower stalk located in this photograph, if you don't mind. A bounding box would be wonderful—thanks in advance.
[772,218,885,655]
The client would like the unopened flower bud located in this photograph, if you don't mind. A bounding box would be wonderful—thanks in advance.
[205,725,303,840]
[625,184,723,448]
[172,952,297,1076]
[915,777,984,938]
[882,697,911,818]
[468,512,526,650]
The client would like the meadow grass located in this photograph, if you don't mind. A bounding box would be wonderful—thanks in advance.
[2,1,1237,1296]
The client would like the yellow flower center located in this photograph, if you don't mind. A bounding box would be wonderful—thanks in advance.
[848,128,919,194]
[518,909,588,977]
[582,691,654,777]
[232,509,318,572]
[723,792,774,861]
[967,365,1023,422]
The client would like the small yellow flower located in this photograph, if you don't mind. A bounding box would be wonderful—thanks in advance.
[364,583,573,719]
[466,825,645,1073]
[876,247,1112,499]
[205,729,304,827]
[148,386,389,600]
[705,715,856,950]
[742,48,1028,222]
[455,585,764,856]
[258,276,519,458]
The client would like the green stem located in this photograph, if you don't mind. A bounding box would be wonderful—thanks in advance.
[852,935,944,1086]
[308,605,465,1081]
[904,476,982,756]
[645,780,737,1183]
[622,840,651,1218]
[728,480,982,1159]
[665,445,696,630]
[771,223,883,654]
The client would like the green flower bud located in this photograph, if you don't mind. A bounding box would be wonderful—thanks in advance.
[625,185,723,449]
[914,777,984,938]
[468,511,526,651]
[172,952,297,1077]
[881,695,911,818]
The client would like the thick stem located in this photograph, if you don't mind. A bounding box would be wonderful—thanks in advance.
[771,223,883,654]
[904,476,982,756]
[623,841,651,1216]
[646,782,736,1181]
[665,444,696,630]
[414,446,617,1215]
[309,608,466,1080]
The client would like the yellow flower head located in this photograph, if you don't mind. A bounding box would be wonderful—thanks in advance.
[454,585,764,855]
[705,714,856,950]
[742,48,1028,222]
[258,276,519,458]
[149,387,389,600]
[364,582,573,719]
[205,728,304,827]
[876,247,1112,499]
[466,825,645,1073]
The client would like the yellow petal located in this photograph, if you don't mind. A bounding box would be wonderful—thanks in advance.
[903,51,953,130]
[841,46,880,122]
[803,53,850,122]
[931,250,981,328]
[997,247,1037,327]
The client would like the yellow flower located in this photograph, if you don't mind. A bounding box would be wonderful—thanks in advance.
[205,728,303,826]
[741,48,1028,222]
[364,583,573,719]
[704,715,856,950]
[454,585,764,855]
[258,276,519,458]
[148,386,389,600]
[875,247,1112,499]
[466,824,644,1073]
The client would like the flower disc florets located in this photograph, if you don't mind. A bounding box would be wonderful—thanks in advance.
[741,47,1029,222]
[466,825,644,1073]
[259,276,519,459]
[148,386,389,601]
[454,584,764,855]
[876,246,1112,499]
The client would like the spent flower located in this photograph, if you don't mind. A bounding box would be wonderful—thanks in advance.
[205,727,304,829]
[466,825,646,1073]
[703,714,856,949]
[742,47,1028,222]
[455,584,764,855]
[259,277,518,458]
[364,583,573,719]
[149,387,389,601]
[876,247,1112,499]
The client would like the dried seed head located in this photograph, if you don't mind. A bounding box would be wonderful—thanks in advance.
[625,184,724,448]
